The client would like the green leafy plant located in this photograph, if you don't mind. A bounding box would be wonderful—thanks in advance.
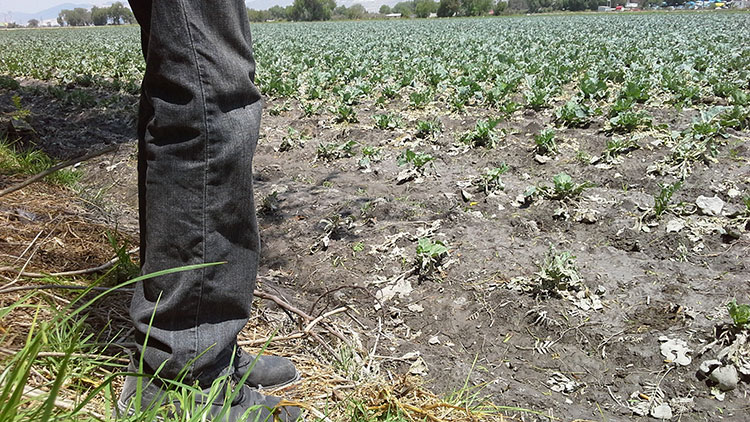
[536,247,583,294]
[0,140,80,187]
[316,140,357,161]
[459,118,503,148]
[620,79,650,103]
[578,73,608,100]
[653,181,682,218]
[409,89,432,109]
[415,237,448,281]
[415,118,442,139]
[603,137,639,162]
[555,100,591,127]
[474,165,509,194]
[334,104,358,123]
[534,129,557,156]
[373,113,402,130]
[358,145,382,169]
[727,300,750,329]
[608,110,652,133]
[539,172,593,200]
[397,149,434,173]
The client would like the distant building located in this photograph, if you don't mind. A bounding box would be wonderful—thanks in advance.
[385,13,402,18]
[40,19,60,27]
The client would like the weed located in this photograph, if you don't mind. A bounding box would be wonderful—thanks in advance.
[534,129,557,156]
[459,118,503,148]
[276,127,307,152]
[299,101,320,117]
[268,102,289,116]
[10,95,31,122]
[106,231,140,285]
[316,140,357,161]
[575,149,592,164]
[0,140,81,187]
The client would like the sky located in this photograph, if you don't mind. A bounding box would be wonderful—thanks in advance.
[0,0,76,13]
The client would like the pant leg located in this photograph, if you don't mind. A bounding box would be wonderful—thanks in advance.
[128,0,262,387]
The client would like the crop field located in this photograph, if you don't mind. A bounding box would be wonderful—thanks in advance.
[1,11,749,422]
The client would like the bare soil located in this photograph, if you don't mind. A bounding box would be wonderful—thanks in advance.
[1,83,749,421]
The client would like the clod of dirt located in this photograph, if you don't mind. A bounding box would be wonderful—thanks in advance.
[665,218,685,233]
[650,403,673,420]
[695,195,724,216]
[698,359,722,376]
[659,336,692,366]
[709,365,739,391]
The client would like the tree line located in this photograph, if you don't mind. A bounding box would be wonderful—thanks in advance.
[247,0,640,22]
[56,2,135,27]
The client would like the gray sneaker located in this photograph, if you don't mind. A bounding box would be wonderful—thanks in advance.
[116,370,302,421]
[234,348,301,390]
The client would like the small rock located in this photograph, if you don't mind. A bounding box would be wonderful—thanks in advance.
[534,154,551,164]
[650,403,673,420]
[461,189,473,202]
[709,365,739,391]
[665,218,685,233]
[695,195,724,216]
[407,303,424,313]
[699,359,722,376]
[428,336,440,345]
[727,188,741,199]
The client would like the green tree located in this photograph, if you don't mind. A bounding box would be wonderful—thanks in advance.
[495,0,508,12]
[461,0,494,15]
[415,0,438,16]
[393,1,416,16]
[346,4,367,19]
[247,8,271,21]
[58,8,92,26]
[437,0,461,16]
[27,19,39,27]
[379,4,392,13]
[507,0,529,10]
[291,0,336,21]
[108,2,135,24]
[91,6,109,25]
[268,5,288,19]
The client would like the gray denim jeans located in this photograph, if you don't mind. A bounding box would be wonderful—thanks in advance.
[128,0,261,387]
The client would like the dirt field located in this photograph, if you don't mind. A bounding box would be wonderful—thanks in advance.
[1,63,749,421]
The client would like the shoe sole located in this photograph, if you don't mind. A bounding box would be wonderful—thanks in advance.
[255,369,302,391]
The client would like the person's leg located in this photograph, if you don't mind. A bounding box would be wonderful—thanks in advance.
[129,0,262,386]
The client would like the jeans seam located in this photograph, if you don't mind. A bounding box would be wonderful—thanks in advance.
[178,0,210,382]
